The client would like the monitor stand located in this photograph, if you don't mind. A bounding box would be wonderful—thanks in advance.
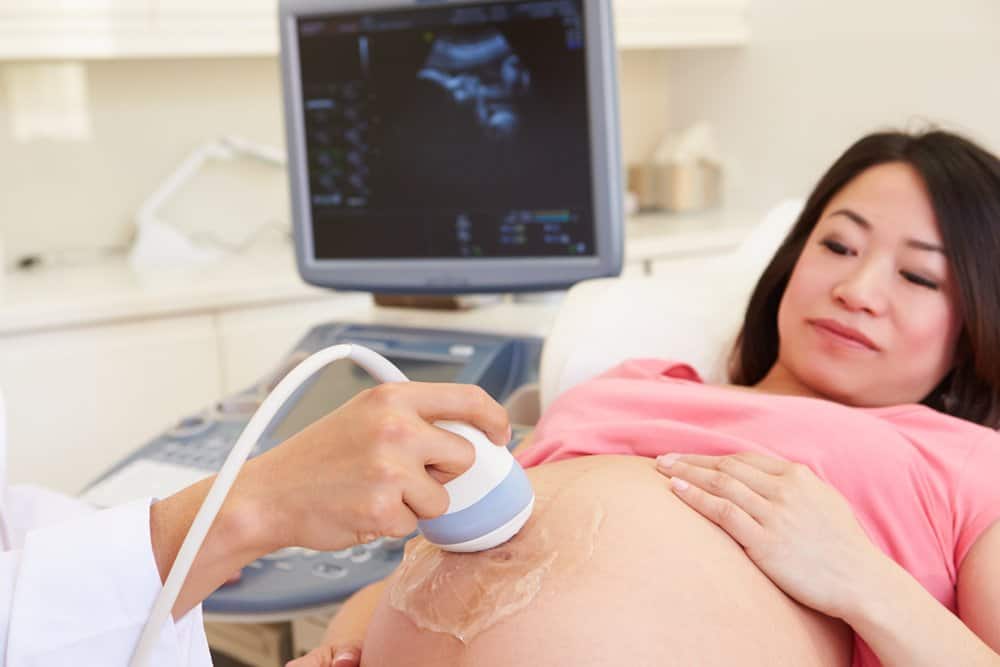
[373,293,503,311]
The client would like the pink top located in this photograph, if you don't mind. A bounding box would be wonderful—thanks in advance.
[517,359,1000,667]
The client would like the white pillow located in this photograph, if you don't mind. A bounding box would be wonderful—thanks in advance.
[538,199,804,411]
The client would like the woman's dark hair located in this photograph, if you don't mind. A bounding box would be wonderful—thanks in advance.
[729,129,1000,429]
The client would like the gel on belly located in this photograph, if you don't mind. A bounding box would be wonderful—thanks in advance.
[418,421,535,552]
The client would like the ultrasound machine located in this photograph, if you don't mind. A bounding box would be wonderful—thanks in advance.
[83,0,623,619]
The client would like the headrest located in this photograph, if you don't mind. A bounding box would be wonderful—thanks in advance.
[539,199,804,411]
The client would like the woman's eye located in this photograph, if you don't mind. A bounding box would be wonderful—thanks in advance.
[901,271,939,290]
[821,240,852,256]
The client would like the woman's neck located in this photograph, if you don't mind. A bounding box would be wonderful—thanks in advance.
[750,363,826,400]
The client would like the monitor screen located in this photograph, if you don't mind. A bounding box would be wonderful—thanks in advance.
[280,0,622,293]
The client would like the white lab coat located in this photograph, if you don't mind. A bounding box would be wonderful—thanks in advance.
[0,392,212,665]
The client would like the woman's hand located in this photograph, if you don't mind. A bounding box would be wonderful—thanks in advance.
[285,579,386,667]
[286,639,362,667]
[656,452,883,620]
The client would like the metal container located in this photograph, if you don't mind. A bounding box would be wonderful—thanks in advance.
[628,159,722,213]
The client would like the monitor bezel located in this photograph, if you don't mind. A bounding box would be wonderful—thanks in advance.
[279,0,623,293]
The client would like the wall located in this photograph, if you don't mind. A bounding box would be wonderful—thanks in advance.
[6,4,997,265]
[0,57,287,267]
[664,0,1000,216]
[618,50,671,169]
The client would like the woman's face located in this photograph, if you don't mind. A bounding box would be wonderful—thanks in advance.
[768,162,962,407]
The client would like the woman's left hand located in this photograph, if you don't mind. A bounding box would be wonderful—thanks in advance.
[656,452,883,620]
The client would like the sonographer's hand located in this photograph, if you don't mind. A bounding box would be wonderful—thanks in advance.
[238,382,511,554]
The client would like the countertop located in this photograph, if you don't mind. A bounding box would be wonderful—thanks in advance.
[0,210,755,336]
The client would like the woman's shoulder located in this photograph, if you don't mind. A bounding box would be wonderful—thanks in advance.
[877,403,999,443]
[874,404,1000,473]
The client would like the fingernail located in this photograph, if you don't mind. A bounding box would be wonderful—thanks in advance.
[657,453,681,468]
[333,649,359,665]
[671,477,690,492]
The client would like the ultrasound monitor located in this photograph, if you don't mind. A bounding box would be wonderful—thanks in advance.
[279,0,623,293]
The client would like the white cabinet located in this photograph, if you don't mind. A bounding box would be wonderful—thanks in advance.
[0,0,151,60]
[0,315,221,494]
[0,0,275,59]
[0,291,363,496]
[150,0,278,58]
[0,0,749,60]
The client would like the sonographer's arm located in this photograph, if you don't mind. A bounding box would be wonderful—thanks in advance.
[0,489,211,665]
[151,382,511,619]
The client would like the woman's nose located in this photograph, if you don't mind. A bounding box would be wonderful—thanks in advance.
[831,265,888,316]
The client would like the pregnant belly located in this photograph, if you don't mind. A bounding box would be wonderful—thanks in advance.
[361,455,853,667]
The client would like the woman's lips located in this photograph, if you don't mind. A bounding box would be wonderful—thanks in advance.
[809,319,880,351]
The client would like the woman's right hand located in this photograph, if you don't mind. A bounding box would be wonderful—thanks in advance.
[286,579,388,667]
[286,639,362,667]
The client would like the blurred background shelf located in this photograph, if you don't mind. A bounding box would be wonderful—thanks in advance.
[0,0,749,60]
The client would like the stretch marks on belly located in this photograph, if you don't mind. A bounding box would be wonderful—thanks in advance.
[388,465,607,643]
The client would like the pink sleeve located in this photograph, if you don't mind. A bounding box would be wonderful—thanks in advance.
[954,431,1000,567]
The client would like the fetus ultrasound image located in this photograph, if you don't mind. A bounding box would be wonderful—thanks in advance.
[296,1,596,260]
[416,29,533,140]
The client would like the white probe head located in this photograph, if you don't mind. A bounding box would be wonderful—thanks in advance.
[417,421,535,552]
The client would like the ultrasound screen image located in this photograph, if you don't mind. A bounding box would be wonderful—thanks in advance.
[296,0,595,260]
[417,28,532,140]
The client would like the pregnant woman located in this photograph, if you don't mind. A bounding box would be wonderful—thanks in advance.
[292,129,1000,667]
